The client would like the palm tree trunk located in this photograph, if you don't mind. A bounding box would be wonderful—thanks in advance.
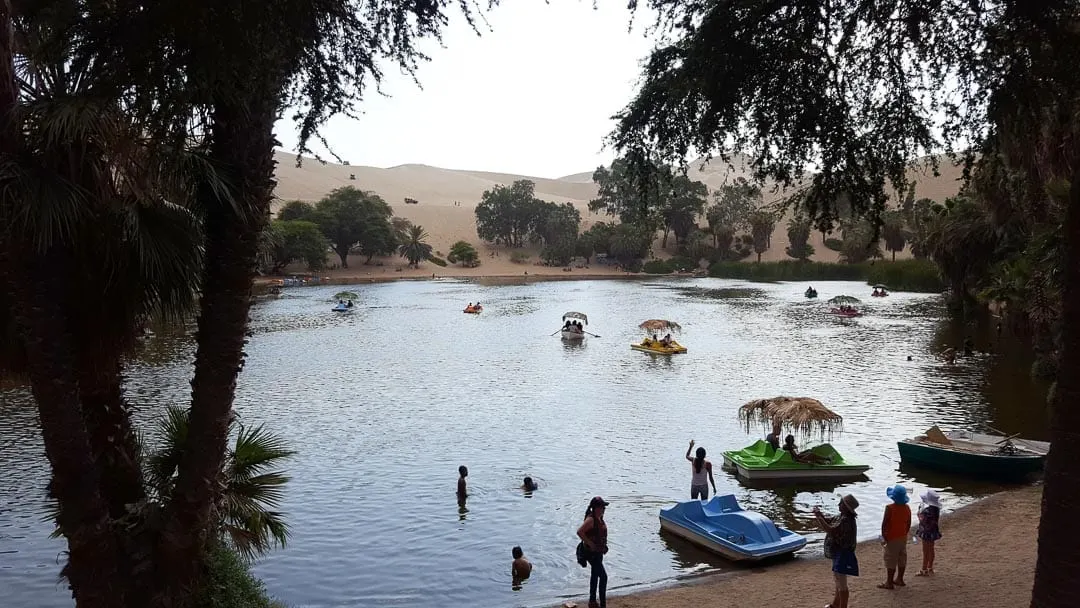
[2,9,127,607]
[157,98,276,602]
[76,349,145,518]
[1030,170,1080,607]
[5,247,124,608]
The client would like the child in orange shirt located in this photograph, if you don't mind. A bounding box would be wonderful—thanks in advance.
[879,484,912,589]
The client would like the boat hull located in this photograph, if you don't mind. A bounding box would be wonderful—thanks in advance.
[561,330,585,341]
[332,307,352,313]
[631,342,687,355]
[658,496,806,561]
[897,440,1045,481]
[721,441,869,483]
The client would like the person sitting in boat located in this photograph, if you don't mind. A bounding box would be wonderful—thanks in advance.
[783,435,832,465]
[660,333,673,347]
[575,322,584,333]
[346,300,353,308]
[765,422,783,451]
[564,319,573,330]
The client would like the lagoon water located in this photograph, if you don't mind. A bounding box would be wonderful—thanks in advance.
[0,278,1049,607]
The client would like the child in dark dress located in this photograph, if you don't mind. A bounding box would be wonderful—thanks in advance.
[916,490,943,576]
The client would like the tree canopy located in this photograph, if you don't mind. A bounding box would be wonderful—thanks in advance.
[447,240,479,267]
[475,180,542,247]
[310,187,395,268]
[268,220,328,272]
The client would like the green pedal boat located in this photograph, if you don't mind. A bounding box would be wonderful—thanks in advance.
[722,440,870,482]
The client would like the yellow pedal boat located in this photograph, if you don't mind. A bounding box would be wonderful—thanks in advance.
[631,338,687,355]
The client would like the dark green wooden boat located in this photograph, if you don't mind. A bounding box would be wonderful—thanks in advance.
[897,429,1049,482]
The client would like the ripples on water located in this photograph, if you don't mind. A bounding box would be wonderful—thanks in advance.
[0,279,1048,607]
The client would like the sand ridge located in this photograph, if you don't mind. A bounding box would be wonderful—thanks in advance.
[271,150,965,270]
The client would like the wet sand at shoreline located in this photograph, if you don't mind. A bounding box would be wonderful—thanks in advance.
[572,485,1040,608]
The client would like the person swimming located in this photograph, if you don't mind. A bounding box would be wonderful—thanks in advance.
[522,476,538,491]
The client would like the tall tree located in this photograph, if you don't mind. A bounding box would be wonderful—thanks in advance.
[785,216,814,261]
[313,186,393,268]
[475,180,540,247]
[612,3,1080,604]
[277,200,317,222]
[399,224,433,268]
[748,210,776,262]
[661,174,708,249]
[532,201,581,246]
[881,210,908,261]
[589,152,670,227]
[268,219,328,272]
[707,178,759,248]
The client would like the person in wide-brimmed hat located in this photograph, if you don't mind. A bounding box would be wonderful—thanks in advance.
[879,484,912,589]
[813,494,860,608]
[916,489,943,576]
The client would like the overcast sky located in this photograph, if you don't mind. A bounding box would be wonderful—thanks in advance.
[274,2,658,179]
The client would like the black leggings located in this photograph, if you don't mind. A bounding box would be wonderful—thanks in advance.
[588,552,607,607]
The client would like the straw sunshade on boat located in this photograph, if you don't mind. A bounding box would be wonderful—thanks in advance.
[738,396,844,439]
[564,311,588,323]
[639,319,681,332]
[334,291,359,301]
[827,295,861,305]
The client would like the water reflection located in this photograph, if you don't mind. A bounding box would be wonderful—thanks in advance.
[0,278,1049,608]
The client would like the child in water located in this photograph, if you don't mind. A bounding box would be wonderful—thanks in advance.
[457,465,468,500]
[511,546,532,580]
[522,476,538,492]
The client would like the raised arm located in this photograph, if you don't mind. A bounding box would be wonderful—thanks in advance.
[685,439,695,462]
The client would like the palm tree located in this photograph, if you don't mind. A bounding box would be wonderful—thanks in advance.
[399,224,433,267]
[147,406,293,560]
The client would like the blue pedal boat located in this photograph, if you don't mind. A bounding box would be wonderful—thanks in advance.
[659,495,807,561]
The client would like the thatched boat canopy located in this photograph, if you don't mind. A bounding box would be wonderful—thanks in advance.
[563,311,588,323]
[828,295,861,305]
[738,396,844,439]
[334,291,359,301]
[639,319,681,332]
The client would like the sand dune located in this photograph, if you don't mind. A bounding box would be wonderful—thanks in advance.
[271,149,964,270]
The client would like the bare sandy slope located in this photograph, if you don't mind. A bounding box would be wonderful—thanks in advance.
[272,150,965,267]
[564,484,1040,608]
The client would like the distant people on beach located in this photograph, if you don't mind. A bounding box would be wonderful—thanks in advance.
[916,490,942,576]
[765,422,783,451]
[879,485,911,589]
[576,496,609,608]
[685,440,717,500]
[511,546,532,581]
[457,465,468,501]
[814,494,860,608]
[522,477,538,492]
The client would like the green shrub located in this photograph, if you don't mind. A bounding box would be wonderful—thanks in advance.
[708,260,864,281]
[668,256,699,272]
[642,259,673,274]
[427,256,448,267]
[510,251,530,264]
[196,543,284,608]
[824,238,844,251]
[864,259,944,292]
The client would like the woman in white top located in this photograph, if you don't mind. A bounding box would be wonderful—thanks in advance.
[685,440,717,500]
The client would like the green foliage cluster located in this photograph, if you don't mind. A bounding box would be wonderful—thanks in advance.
[270,187,415,271]
[447,241,480,267]
[195,543,286,608]
[707,259,944,293]
[475,180,580,249]
[785,217,815,261]
[824,238,844,252]
[642,256,699,274]
[509,251,531,264]
[427,256,448,267]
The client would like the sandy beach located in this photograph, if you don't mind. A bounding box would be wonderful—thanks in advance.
[569,484,1040,608]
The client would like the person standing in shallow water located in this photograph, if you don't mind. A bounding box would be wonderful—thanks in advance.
[814,494,860,608]
[577,496,609,608]
[685,440,717,499]
[456,465,468,502]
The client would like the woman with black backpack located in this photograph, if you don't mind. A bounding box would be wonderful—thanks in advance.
[576,496,609,608]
